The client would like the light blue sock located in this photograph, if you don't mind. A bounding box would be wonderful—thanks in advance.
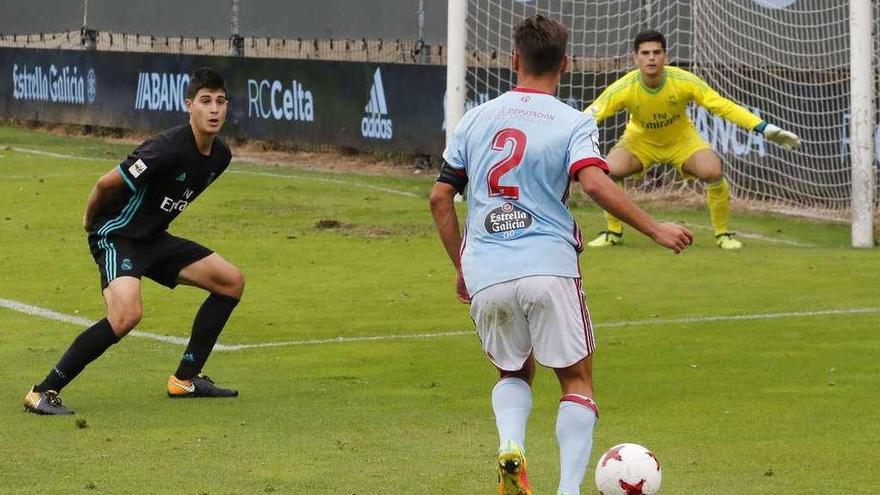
[492,377,532,451]
[556,394,599,495]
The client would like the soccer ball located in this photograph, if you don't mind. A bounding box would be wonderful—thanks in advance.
[594,443,662,495]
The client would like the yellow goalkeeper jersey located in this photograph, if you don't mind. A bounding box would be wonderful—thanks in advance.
[586,66,763,147]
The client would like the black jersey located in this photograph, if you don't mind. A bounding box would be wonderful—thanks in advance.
[90,124,231,240]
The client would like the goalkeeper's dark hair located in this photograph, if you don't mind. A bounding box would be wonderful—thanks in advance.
[185,67,226,100]
[634,30,666,52]
[513,15,568,76]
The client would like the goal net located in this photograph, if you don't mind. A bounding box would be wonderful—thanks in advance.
[462,0,879,221]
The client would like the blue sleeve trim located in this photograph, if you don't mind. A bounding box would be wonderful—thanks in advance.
[117,164,136,191]
[754,121,768,134]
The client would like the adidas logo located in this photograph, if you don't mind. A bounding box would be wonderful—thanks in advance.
[176,172,186,182]
[361,68,393,140]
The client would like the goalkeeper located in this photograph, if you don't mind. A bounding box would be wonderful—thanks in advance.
[585,30,800,249]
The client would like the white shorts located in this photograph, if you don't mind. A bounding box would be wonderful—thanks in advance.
[469,275,596,371]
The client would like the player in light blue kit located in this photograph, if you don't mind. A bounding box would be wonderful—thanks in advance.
[430,15,693,495]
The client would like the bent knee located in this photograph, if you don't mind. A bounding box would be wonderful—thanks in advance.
[231,268,245,296]
[702,169,725,183]
[607,162,638,181]
[221,267,245,299]
[107,308,142,335]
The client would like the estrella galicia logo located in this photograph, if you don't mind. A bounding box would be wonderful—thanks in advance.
[120,258,133,271]
[484,202,533,239]
[86,68,96,103]
[12,63,92,104]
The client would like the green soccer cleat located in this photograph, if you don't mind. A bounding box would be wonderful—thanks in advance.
[716,232,742,250]
[497,441,532,495]
[586,231,623,248]
[24,387,74,415]
[167,374,239,398]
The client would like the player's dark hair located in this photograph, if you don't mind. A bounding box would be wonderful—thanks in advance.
[634,30,666,52]
[185,67,226,100]
[513,15,568,76]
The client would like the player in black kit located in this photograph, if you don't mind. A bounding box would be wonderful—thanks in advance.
[24,68,244,415]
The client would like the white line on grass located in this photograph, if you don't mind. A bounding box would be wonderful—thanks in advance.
[4,173,89,180]
[669,221,815,247]
[3,297,877,352]
[0,298,238,351]
[227,169,420,198]
[1,145,422,199]
[2,146,108,161]
[3,145,819,246]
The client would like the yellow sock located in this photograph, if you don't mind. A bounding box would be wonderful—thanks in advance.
[706,178,731,236]
[604,179,625,234]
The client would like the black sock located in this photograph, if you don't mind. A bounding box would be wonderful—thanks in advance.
[34,318,120,393]
[174,293,239,380]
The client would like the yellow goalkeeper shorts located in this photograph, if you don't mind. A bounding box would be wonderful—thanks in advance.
[613,128,712,180]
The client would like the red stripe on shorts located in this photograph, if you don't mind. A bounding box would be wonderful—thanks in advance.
[574,279,594,354]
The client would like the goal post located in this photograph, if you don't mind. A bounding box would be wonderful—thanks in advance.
[446,0,468,146]
[446,0,877,247]
[850,0,875,248]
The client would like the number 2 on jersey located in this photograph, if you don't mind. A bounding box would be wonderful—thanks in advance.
[487,128,526,200]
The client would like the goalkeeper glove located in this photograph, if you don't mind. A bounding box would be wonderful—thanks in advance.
[758,122,801,150]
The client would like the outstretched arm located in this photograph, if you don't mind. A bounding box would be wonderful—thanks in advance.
[577,166,693,253]
[83,167,127,231]
[753,121,801,150]
[692,74,801,149]
[429,182,470,303]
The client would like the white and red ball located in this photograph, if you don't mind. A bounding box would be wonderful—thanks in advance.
[595,443,662,495]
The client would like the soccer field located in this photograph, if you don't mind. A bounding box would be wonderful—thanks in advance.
[0,125,877,494]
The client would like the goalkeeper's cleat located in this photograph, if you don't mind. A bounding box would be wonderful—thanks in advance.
[716,232,742,250]
[586,231,623,248]
[497,441,532,495]
[167,374,238,398]
[24,387,74,415]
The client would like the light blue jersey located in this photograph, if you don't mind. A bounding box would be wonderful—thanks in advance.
[443,88,608,296]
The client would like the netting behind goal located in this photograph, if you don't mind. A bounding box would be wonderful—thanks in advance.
[465,0,879,220]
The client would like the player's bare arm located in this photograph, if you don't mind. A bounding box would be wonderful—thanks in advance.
[429,181,470,303]
[82,167,127,230]
[577,166,692,253]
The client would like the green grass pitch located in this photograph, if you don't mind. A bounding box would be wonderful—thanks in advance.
[0,124,877,494]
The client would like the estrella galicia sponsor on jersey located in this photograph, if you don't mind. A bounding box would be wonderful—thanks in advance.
[247,78,314,122]
[12,64,95,104]
[484,202,533,239]
[134,72,189,112]
[361,67,393,140]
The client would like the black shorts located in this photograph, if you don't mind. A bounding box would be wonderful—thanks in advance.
[88,232,213,290]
